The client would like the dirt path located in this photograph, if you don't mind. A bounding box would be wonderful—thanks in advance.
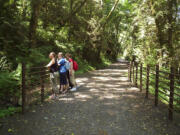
[0,61,180,135]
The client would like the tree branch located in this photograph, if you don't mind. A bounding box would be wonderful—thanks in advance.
[71,0,87,17]
[103,0,120,28]
[95,0,120,32]
[60,0,87,27]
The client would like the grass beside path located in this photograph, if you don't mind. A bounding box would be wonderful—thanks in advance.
[75,58,112,75]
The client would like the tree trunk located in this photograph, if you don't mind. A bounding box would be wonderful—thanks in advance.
[167,0,174,61]
[29,0,42,48]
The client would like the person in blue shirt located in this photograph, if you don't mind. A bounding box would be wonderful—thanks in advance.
[58,52,67,93]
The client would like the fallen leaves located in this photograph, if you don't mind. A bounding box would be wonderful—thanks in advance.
[8,128,13,132]
[44,117,49,120]
[61,117,66,120]
[23,120,28,124]
[99,130,108,135]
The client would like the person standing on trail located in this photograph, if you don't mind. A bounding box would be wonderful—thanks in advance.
[65,53,77,92]
[65,53,74,90]
[58,52,68,93]
[46,52,59,99]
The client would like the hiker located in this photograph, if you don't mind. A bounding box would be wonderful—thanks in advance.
[65,53,78,91]
[46,52,59,99]
[65,53,74,90]
[58,52,68,93]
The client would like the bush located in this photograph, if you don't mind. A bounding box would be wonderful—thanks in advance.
[0,107,21,118]
[0,64,21,105]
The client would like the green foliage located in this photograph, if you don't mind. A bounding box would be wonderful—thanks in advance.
[121,0,179,66]
[75,61,95,75]
[76,55,112,75]
[0,64,21,103]
[0,107,21,118]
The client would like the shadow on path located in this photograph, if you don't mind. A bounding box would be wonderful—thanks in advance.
[0,62,180,135]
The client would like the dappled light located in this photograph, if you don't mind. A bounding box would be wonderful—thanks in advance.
[1,61,180,135]
[55,62,141,104]
[0,0,179,134]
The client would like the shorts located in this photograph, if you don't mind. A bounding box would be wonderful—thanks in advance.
[70,70,76,86]
[60,72,67,85]
[50,72,59,94]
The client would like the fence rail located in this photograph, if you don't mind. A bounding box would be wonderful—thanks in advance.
[21,63,50,113]
[128,61,180,120]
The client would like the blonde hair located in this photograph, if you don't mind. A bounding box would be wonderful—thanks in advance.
[58,52,63,57]
[65,53,71,58]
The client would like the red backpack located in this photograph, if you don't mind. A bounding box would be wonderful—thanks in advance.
[73,60,78,71]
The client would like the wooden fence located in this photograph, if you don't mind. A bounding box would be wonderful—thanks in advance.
[128,61,180,120]
[21,63,50,113]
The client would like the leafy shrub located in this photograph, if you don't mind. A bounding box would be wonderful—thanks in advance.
[0,64,21,104]
[0,107,21,118]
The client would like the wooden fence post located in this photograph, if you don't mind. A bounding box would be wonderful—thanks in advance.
[41,73,45,103]
[178,67,180,84]
[155,64,159,106]
[135,62,138,87]
[145,65,150,98]
[129,61,132,82]
[128,62,130,81]
[132,61,135,84]
[169,66,175,120]
[22,63,26,114]
[131,61,133,82]
[140,63,143,92]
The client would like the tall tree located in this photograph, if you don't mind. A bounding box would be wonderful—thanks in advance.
[29,0,42,48]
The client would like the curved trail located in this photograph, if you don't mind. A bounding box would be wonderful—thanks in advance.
[0,61,180,135]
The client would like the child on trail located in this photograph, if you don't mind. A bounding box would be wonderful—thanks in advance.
[58,52,68,93]
[65,53,77,92]
[65,53,74,90]
[46,52,59,99]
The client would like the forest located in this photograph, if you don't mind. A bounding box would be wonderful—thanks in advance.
[0,0,179,117]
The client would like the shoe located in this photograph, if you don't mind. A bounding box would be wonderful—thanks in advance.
[50,95,56,100]
[70,87,77,92]
[63,90,68,94]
